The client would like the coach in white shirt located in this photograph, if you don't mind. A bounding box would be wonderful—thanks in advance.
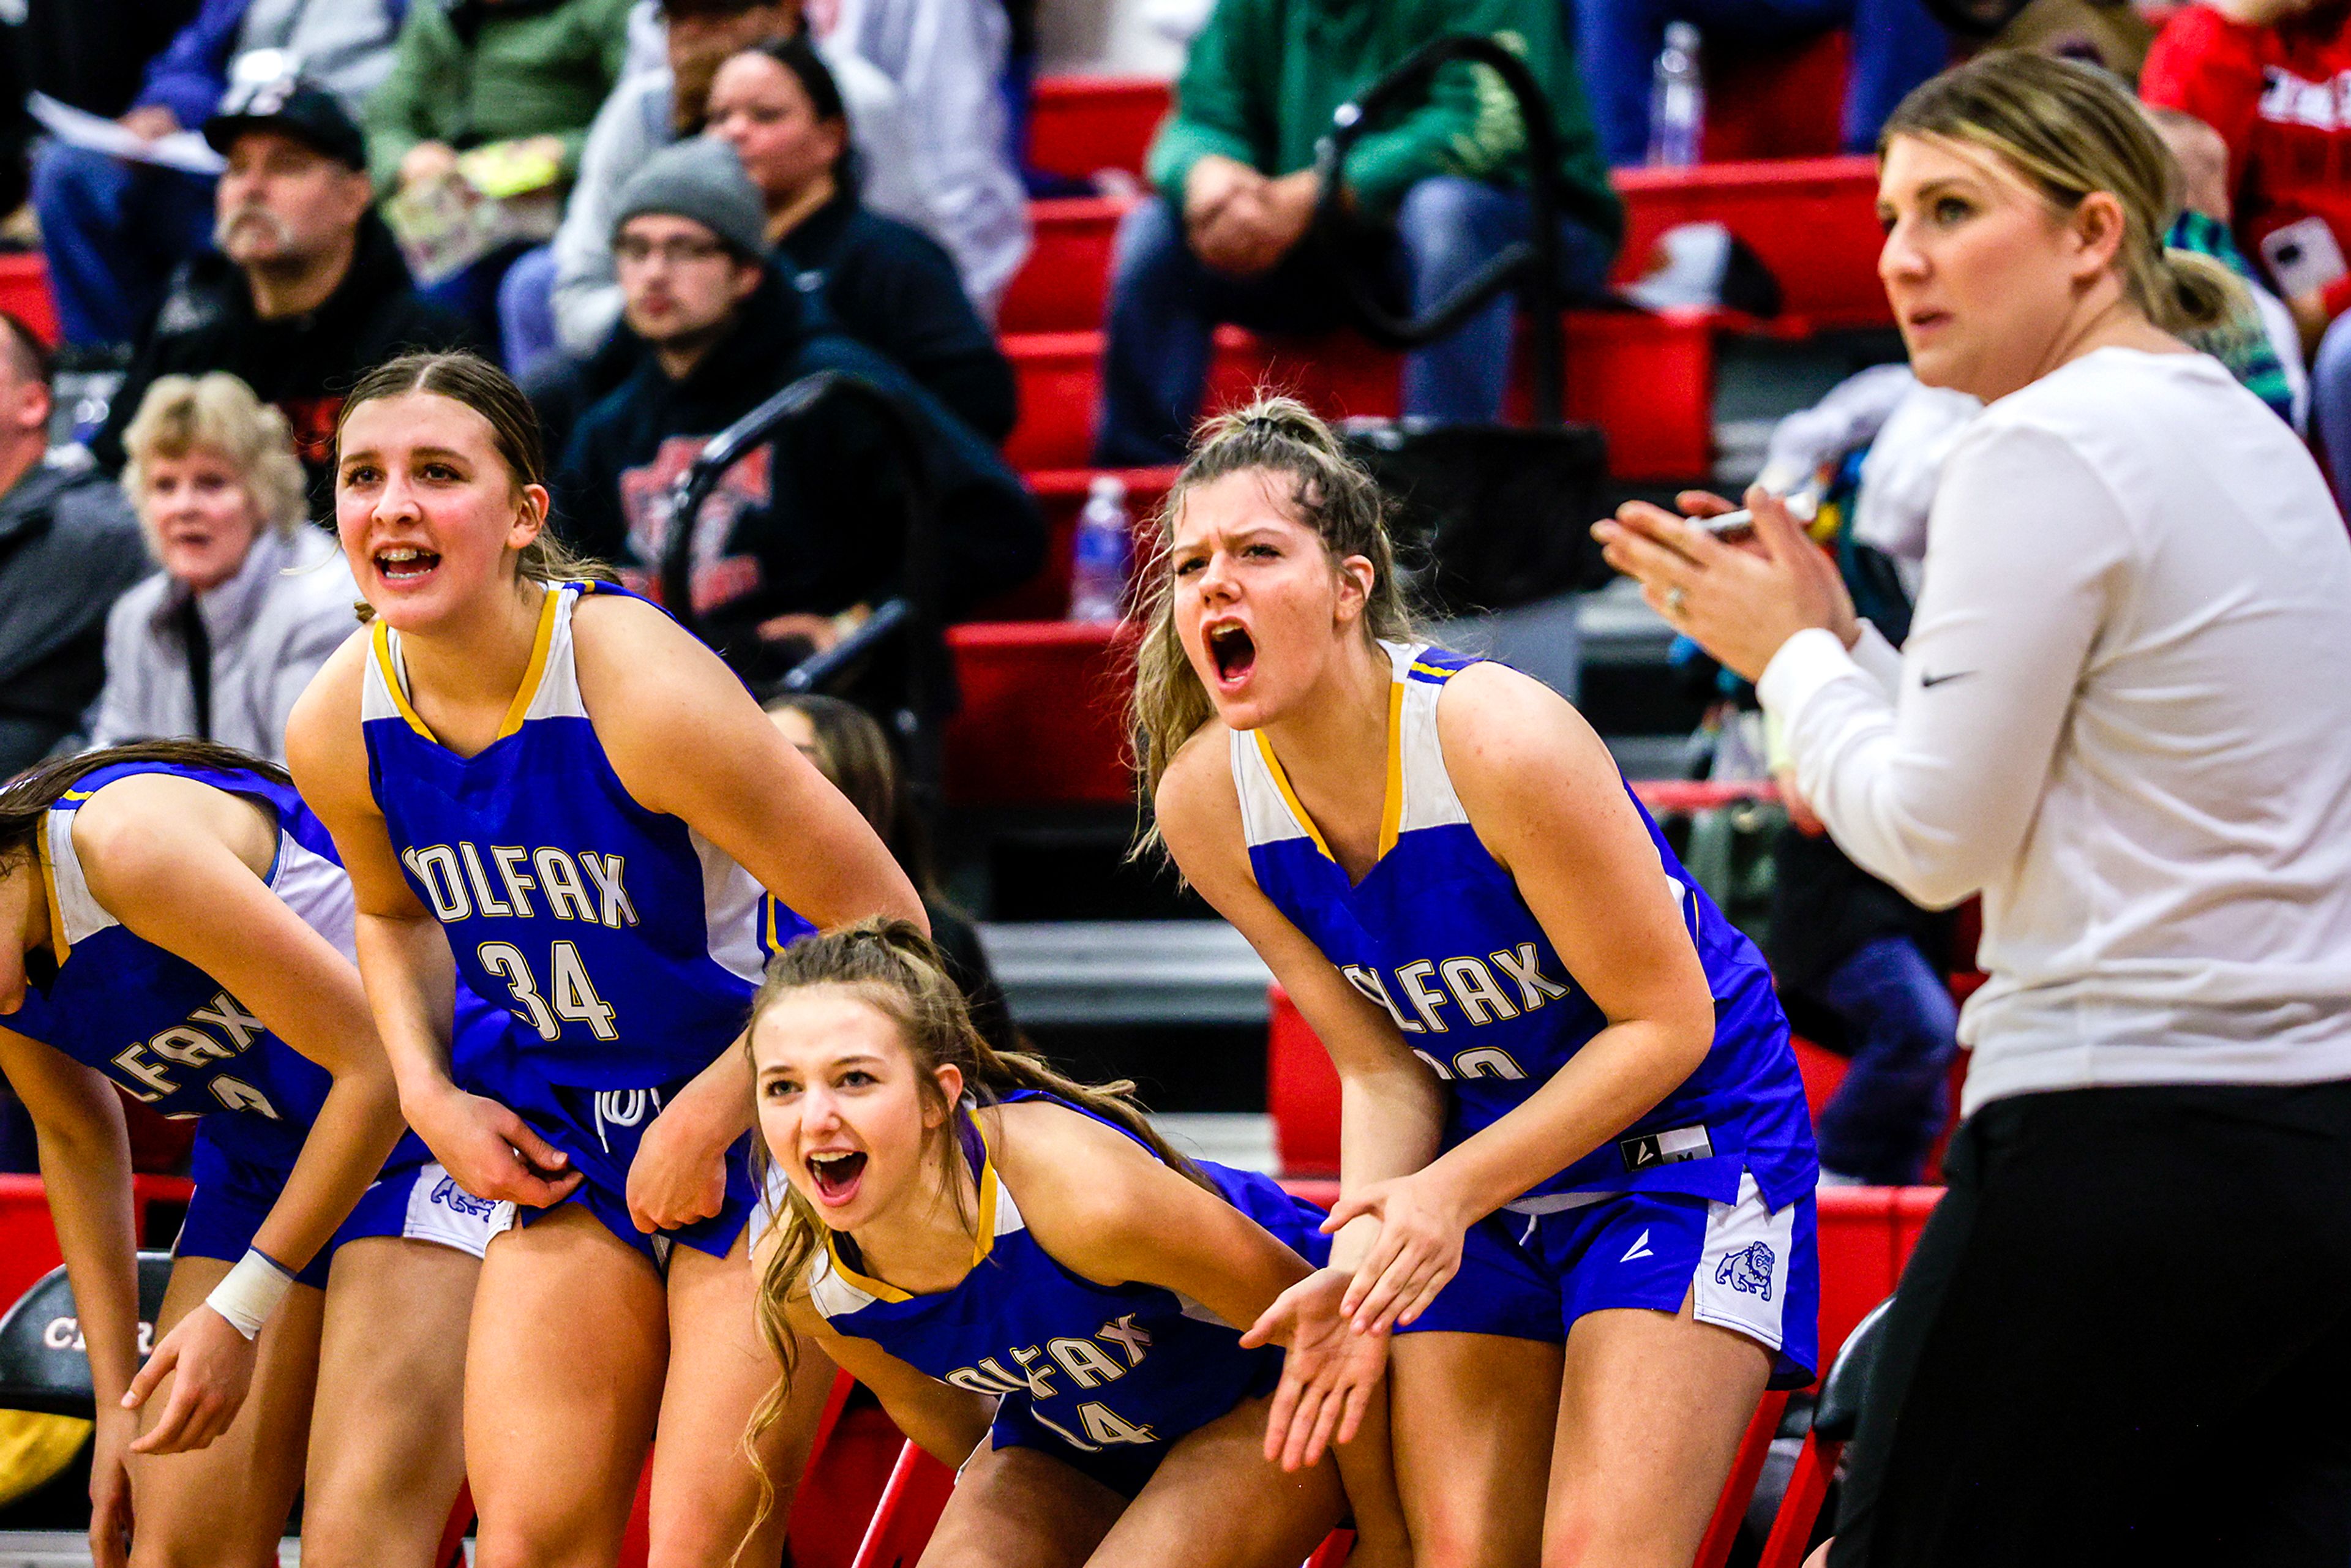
[1599,53,2351,1568]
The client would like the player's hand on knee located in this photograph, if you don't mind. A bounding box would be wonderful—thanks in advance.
[624,1099,729,1233]
[1324,1173,1468,1335]
[87,1406,134,1568]
[1245,1265,1391,1471]
[124,1305,257,1454]
[418,1086,580,1207]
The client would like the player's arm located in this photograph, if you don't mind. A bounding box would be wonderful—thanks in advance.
[781,1292,996,1467]
[571,596,926,1230]
[0,1028,141,1565]
[1011,1108,1403,1528]
[287,639,581,1212]
[1359,664,1714,1293]
[1153,734,1448,1311]
[72,774,418,1450]
[0,1029,140,1405]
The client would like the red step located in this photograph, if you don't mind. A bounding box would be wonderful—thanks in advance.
[983,465,1176,621]
[1613,156,1888,329]
[0,253,58,345]
[1703,30,1853,162]
[1026,76,1169,182]
[1003,165,1888,338]
[943,620,1134,808]
[1004,313,1715,481]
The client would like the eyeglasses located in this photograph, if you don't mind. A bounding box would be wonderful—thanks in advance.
[615,234,732,268]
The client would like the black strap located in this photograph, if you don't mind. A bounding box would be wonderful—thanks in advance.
[173,596,212,741]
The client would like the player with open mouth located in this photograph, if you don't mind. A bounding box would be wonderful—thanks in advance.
[1136,397,1820,1567]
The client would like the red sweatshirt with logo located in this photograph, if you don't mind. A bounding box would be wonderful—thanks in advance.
[2143,2,2351,315]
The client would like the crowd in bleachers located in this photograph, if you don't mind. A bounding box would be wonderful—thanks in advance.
[2,0,2351,1551]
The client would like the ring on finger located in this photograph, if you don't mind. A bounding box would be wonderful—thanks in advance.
[1665,584,1688,615]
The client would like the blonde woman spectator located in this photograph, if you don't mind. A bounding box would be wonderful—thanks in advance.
[90,374,358,762]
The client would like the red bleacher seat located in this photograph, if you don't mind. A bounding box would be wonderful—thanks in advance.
[981,466,1175,621]
[1005,312,1715,481]
[0,254,59,345]
[1025,77,1169,183]
[0,1173,195,1310]
[1703,31,1852,162]
[1612,157,1888,331]
[1000,195,1129,335]
[943,620,1134,808]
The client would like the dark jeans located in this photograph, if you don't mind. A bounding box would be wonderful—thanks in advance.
[32,142,217,348]
[1831,1079,2351,1567]
[1570,0,1950,163]
[1808,935,1959,1184]
[1094,177,1616,467]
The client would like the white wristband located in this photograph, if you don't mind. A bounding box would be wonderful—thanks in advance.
[205,1249,295,1340]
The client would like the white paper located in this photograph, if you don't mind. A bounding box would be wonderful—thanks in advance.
[29,92,227,176]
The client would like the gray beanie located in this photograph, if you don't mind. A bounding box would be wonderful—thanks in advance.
[612,137,768,260]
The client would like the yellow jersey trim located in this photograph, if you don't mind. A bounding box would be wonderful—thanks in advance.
[369,620,435,741]
[34,828,68,966]
[818,1111,1000,1306]
[1252,680,1406,869]
[492,587,560,742]
[1376,678,1405,860]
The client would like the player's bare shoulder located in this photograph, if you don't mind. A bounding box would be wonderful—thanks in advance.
[1151,718,1247,878]
[284,628,378,803]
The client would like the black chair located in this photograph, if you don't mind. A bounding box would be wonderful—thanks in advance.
[1753,1294,1897,1567]
[0,1253,174,1419]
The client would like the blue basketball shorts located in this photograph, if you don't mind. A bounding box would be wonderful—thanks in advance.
[1397,1172,1820,1389]
[489,1070,760,1267]
[177,1133,510,1289]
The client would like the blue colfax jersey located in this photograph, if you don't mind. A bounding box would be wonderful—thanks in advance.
[1232,643,1817,1212]
[11,759,358,1170]
[360,583,814,1089]
[810,1091,1331,1458]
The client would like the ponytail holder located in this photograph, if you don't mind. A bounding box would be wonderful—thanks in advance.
[1242,413,1289,440]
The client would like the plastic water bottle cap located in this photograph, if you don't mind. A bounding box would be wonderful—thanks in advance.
[1088,475,1128,504]
[1664,20,1700,51]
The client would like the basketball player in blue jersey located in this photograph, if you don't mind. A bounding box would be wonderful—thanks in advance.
[743,920,1408,1568]
[287,351,926,1568]
[0,740,507,1568]
[1138,399,1821,1567]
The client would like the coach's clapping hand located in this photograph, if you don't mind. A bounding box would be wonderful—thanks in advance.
[121,1302,258,1455]
[410,1080,582,1208]
[1321,1170,1472,1335]
[624,1082,734,1234]
[1594,486,1857,683]
[1243,1264,1390,1472]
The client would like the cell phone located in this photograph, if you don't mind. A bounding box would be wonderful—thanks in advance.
[2260,216,2348,299]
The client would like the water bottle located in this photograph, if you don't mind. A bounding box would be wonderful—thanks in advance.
[1647,21,1705,169]
[1068,475,1131,622]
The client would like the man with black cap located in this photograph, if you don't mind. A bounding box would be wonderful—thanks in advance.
[88,77,481,516]
[555,136,1040,688]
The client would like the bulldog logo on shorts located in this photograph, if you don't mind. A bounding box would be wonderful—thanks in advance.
[1714,1241,1775,1300]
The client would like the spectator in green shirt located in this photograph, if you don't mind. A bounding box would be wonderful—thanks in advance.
[364,0,636,346]
[1095,0,1622,465]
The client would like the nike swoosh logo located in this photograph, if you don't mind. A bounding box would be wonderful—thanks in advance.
[1919,670,1976,689]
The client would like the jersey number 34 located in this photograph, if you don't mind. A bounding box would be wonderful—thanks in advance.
[478,940,620,1041]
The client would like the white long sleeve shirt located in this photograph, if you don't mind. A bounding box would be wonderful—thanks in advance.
[1757,347,2351,1114]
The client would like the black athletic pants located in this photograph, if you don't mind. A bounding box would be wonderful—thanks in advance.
[1829,1078,2351,1567]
